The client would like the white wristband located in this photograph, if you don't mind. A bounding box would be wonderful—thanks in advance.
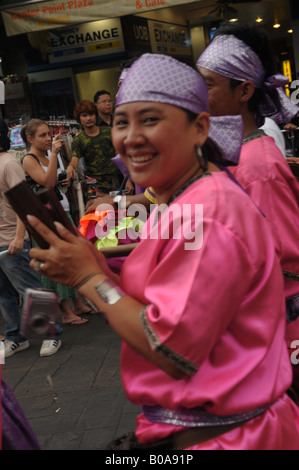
[95,279,126,305]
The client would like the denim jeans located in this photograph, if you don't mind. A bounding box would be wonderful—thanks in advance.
[0,239,62,342]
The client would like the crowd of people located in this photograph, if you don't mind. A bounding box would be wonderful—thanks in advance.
[1,21,299,450]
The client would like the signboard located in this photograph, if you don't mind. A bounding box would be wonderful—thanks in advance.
[1,0,199,37]
[13,17,125,71]
[121,15,151,55]
[48,18,124,64]
[148,19,192,57]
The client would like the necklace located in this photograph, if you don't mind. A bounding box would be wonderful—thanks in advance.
[153,170,211,226]
[242,129,266,144]
[168,172,211,205]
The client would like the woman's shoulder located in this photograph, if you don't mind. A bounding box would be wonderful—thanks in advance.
[21,153,40,163]
[179,171,235,198]
[178,171,260,219]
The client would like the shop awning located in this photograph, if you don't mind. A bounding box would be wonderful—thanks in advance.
[1,0,199,37]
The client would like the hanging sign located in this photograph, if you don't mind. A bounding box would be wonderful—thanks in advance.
[48,18,124,64]
[1,0,199,37]
[148,20,192,57]
[121,16,151,54]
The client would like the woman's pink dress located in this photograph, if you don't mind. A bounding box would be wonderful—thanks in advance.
[120,172,299,450]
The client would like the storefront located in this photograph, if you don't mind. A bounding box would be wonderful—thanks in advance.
[0,0,298,123]
[0,0,198,122]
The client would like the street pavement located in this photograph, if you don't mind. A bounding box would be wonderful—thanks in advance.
[0,311,141,450]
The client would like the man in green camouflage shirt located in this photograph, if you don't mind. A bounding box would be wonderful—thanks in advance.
[67,100,122,193]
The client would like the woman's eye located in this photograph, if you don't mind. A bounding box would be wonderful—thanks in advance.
[143,116,158,124]
[114,119,127,127]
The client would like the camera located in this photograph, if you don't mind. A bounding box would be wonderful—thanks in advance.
[58,170,67,182]
[21,288,58,339]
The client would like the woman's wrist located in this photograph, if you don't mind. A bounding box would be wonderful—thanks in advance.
[74,272,104,289]
[77,272,108,297]
[77,273,127,311]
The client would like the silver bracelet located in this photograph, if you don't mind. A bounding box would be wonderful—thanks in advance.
[95,279,126,305]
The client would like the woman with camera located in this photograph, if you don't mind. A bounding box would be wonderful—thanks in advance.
[21,119,90,326]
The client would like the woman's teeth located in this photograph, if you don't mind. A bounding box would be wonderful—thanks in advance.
[131,154,156,163]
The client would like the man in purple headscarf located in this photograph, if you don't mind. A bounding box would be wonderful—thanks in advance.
[197,22,299,396]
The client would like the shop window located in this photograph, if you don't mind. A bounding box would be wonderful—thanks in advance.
[32,78,75,120]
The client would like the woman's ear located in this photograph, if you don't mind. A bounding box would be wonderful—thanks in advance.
[194,112,210,147]
[27,134,34,146]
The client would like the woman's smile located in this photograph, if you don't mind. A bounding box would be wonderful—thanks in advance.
[128,152,158,166]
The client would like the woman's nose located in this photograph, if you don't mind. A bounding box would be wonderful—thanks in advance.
[124,124,145,146]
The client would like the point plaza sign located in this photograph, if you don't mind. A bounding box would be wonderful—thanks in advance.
[1,0,199,37]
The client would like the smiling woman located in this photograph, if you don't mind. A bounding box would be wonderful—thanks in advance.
[27,53,299,450]
[112,103,209,203]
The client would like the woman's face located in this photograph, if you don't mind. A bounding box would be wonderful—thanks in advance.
[112,102,209,195]
[28,124,52,151]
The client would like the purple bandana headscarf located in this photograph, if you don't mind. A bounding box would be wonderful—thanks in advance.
[118,68,128,83]
[197,35,299,126]
[115,53,243,165]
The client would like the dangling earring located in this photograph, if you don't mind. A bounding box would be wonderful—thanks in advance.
[196,145,208,171]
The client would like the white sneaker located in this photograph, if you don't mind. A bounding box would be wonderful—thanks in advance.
[40,339,61,357]
[4,340,30,357]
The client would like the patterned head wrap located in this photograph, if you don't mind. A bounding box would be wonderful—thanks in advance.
[196,35,299,126]
[115,53,243,165]
[118,68,129,83]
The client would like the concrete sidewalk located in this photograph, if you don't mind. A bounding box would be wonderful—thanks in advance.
[0,312,141,450]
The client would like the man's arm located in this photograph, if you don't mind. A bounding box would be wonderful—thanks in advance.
[67,133,82,179]
[8,216,26,255]
[66,157,79,179]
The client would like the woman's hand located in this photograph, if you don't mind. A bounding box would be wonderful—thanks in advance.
[59,176,71,188]
[28,216,106,287]
[51,135,65,155]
